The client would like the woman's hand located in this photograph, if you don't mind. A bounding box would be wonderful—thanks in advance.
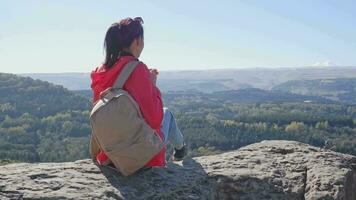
[149,68,158,85]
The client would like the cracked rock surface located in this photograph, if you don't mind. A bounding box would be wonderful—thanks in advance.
[1,140,355,200]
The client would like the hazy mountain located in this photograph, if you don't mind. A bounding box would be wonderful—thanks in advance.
[273,78,356,104]
[21,66,356,92]
[20,73,91,91]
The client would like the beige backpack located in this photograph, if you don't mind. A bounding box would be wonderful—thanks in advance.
[89,60,164,176]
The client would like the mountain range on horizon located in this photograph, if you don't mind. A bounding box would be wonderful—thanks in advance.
[19,66,356,91]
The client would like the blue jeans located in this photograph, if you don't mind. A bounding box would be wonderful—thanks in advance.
[160,107,184,150]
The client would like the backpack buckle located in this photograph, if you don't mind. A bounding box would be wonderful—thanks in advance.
[99,87,116,101]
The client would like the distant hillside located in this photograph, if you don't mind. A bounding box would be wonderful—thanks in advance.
[0,73,90,117]
[209,88,331,104]
[22,66,356,91]
[77,88,333,105]
[0,73,91,162]
[157,79,235,93]
[273,78,356,104]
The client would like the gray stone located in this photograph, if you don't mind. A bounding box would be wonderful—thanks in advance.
[0,140,355,200]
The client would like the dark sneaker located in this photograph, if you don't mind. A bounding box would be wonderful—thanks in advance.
[173,144,187,161]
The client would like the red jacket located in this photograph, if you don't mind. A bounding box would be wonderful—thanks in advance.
[90,55,166,167]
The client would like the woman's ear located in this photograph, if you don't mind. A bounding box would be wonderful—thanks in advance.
[129,38,140,51]
[135,37,143,47]
[139,36,144,48]
[135,38,141,47]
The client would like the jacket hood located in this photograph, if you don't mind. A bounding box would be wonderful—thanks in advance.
[90,56,136,103]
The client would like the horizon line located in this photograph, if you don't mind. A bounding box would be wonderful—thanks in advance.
[10,65,356,75]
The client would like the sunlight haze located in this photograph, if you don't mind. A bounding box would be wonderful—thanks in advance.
[1,0,356,73]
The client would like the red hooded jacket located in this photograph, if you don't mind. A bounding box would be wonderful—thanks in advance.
[90,55,166,167]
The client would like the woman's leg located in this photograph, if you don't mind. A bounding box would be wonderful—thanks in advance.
[161,107,185,150]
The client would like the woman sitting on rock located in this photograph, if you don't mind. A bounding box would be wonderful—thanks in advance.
[90,17,186,170]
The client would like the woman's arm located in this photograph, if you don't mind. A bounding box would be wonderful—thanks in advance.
[124,62,164,129]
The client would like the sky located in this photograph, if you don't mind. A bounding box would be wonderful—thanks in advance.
[1,0,356,73]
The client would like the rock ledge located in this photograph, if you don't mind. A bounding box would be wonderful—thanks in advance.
[1,140,355,200]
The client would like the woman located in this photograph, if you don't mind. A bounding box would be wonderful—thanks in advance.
[90,17,186,168]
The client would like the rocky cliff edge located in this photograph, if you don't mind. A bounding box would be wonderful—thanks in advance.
[1,140,355,200]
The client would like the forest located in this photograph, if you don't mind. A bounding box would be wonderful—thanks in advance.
[0,73,355,164]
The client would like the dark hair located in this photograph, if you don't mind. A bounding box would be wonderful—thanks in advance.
[103,17,144,68]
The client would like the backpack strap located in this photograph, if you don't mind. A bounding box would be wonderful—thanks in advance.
[113,60,140,89]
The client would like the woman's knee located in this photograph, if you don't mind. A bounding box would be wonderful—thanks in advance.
[163,107,169,112]
[163,107,172,116]
[163,107,175,121]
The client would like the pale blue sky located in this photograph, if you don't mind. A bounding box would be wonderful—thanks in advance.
[1,0,356,73]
